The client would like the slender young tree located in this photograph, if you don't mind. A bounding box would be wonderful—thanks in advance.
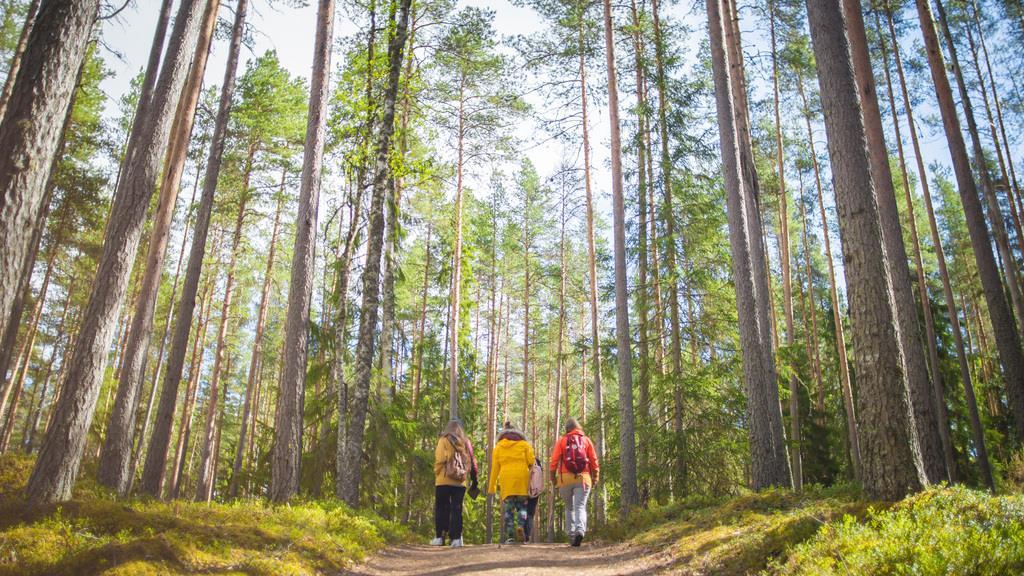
[27,0,209,505]
[915,0,1024,439]
[140,0,249,497]
[805,0,925,500]
[98,0,220,495]
[336,0,412,507]
[877,5,993,490]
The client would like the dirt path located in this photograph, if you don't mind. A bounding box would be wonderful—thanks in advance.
[342,543,675,575]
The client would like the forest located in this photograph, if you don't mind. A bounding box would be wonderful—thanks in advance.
[0,0,1022,573]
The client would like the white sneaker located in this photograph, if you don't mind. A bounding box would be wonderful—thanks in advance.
[430,537,444,546]
[450,537,463,547]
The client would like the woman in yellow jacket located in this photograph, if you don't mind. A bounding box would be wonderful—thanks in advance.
[432,419,477,547]
[487,421,535,543]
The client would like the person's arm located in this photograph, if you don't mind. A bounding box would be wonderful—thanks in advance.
[587,438,599,484]
[487,449,500,494]
[526,442,536,468]
[434,438,447,478]
[549,437,562,483]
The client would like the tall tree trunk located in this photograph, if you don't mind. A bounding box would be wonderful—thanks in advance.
[127,168,202,494]
[336,0,411,507]
[194,189,249,502]
[842,0,949,484]
[522,190,531,428]
[0,0,102,396]
[601,0,640,511]
[270,0,335,503]
[168,275,215,499]
[650,0,684,386]
[917,0,1024,440]
[963,11,1024,263]
[769,0,801,489]
[98,0,219,495]
[879,6,992,490]
[708,0,790,492]
[28,0,209,505]
[723,0,792,489]
[971,0,1024,253]
[938,0,1024,334]
[629,0,650,424]
[140,0,248,498]
[805,0,926,500]
[448,81,466,421]
[577,8,606,519]
[229,180,285,498]
[0,0,39,118]
[796,74,862,478]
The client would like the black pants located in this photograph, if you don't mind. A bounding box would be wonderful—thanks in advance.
[434,485,466,540]
[524,496,539,541]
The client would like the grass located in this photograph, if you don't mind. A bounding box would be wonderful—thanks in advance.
[0,454,409,575]
[602,483,1023,575]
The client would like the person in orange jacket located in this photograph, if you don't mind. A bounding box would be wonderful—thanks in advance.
[549,418,599,546]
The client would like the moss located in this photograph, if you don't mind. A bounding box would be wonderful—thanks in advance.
[773,486,1024,576]
[0,454,409,576]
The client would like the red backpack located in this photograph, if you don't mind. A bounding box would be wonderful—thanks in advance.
[563,434,589,475]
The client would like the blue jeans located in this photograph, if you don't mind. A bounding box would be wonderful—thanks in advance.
[559,482,590,536]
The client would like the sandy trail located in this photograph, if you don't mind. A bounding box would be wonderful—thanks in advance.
[341,542,675,575]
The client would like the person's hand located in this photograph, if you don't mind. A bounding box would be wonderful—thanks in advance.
[591,472,599,486]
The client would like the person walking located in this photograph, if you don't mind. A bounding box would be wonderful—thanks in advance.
[432,419,478,547]
[487,421,536,544]
[549,418,599,547]
[524,456,543,542]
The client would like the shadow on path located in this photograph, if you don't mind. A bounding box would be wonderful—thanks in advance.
[342,543,676,575]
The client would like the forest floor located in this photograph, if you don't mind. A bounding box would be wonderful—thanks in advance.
[340,542,667,576]
[1,452,1021,575]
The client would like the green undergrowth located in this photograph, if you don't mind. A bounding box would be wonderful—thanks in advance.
[603,483,1023,575]
[0,454,409,575]
[773,485,1024,575]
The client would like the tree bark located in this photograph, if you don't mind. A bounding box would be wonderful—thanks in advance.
[842,0,948,484]
[879,5,993,491]
[140,0,248,498]
[336,0,411,507]
[168,275,215,499]
[0,0,40,119]
[577,7,606,519]
[708,0,790,492]
[27,0,209,505]
[769,0,801,489]
[601,0,640,511]
[796,74,862,478]
[0,0,102,402]
[98,0,219,495]
[916,0,1024,440]
[805,0,926,500]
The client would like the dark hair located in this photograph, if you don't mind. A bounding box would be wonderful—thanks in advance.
[564,418,580,433]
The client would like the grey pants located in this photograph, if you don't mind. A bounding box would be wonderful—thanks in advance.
[559,482,590,536]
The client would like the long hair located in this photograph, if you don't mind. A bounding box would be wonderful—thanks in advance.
[441,419,468,448]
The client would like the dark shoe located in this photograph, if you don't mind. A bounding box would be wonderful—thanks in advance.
[572,533,583,547]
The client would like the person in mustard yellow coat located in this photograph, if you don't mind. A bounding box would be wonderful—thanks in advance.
[432,419,477,547]
[487,421,535,543]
